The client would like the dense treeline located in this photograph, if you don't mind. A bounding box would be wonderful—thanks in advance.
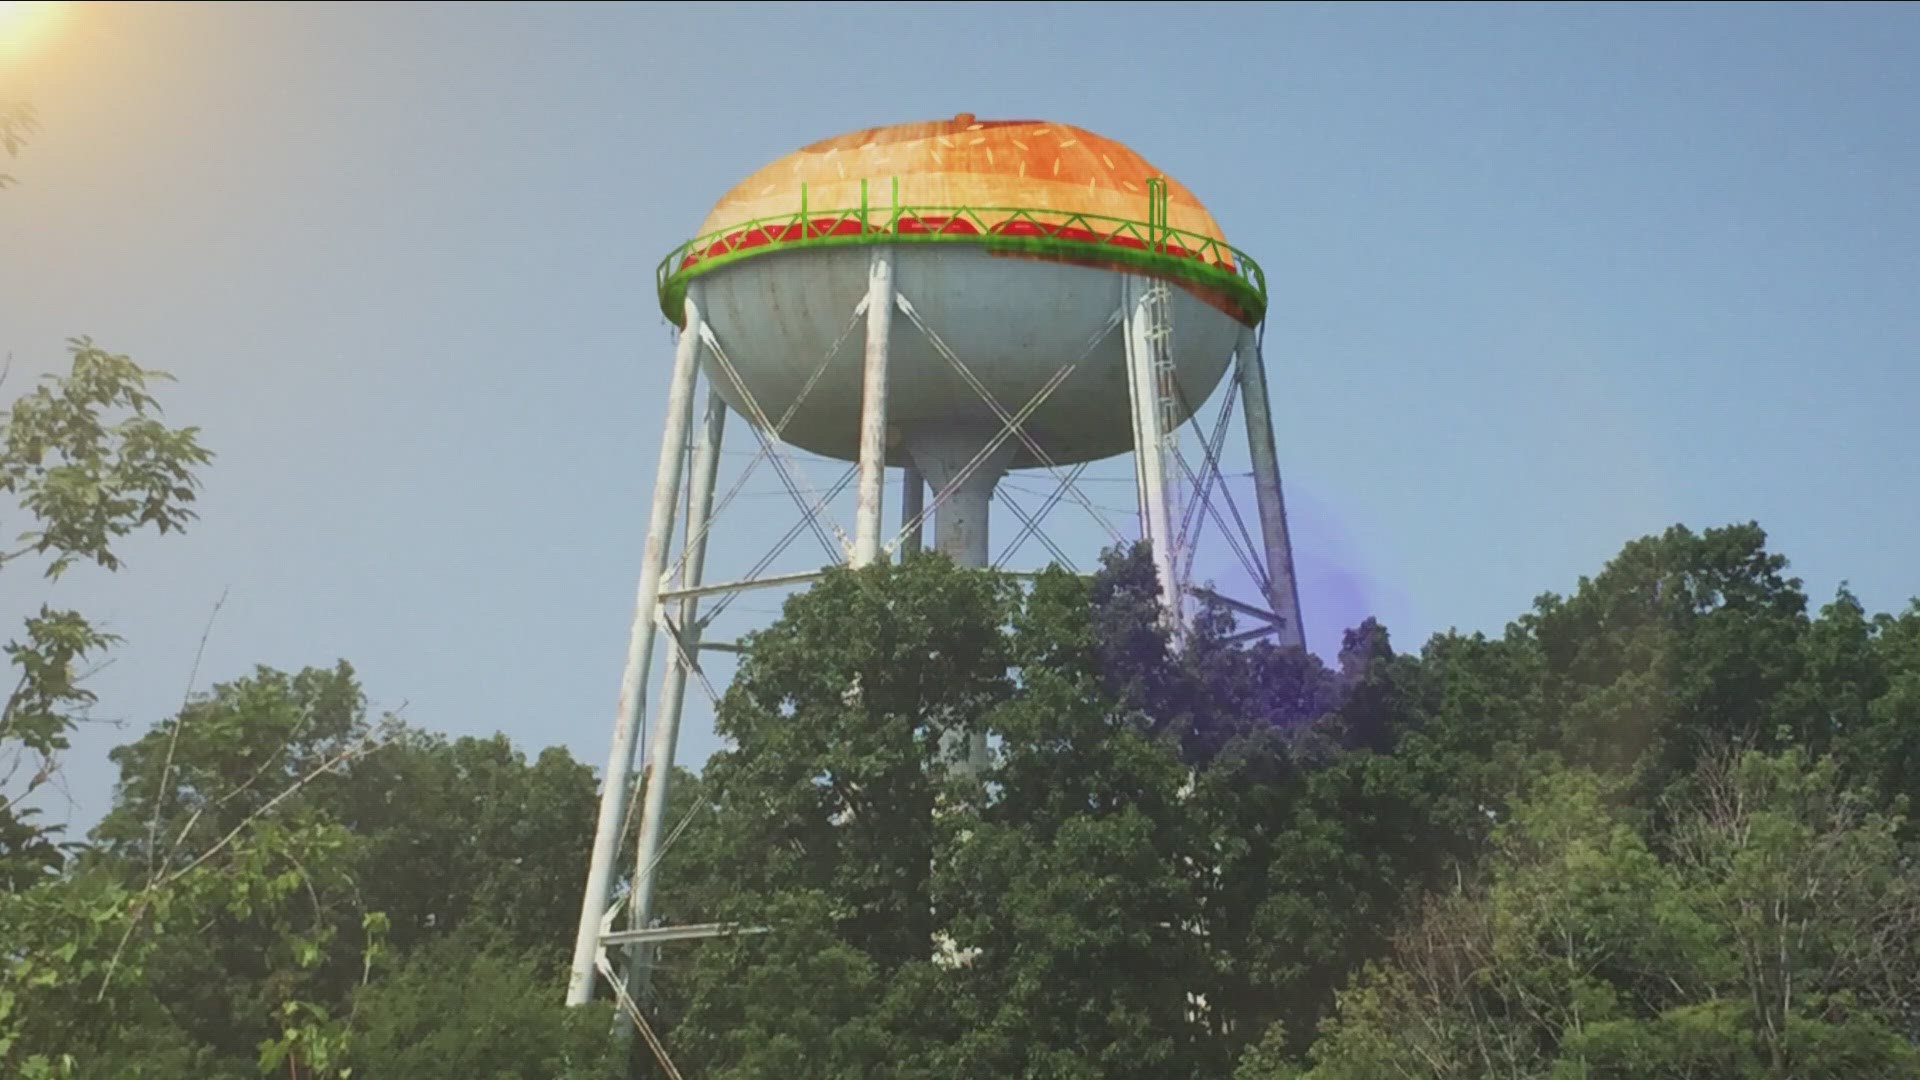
[6,351,1920,1078]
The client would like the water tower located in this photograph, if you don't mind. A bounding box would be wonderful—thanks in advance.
[565,114,1306,1022]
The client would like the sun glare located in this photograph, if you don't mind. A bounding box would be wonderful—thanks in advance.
[0,1,66,59]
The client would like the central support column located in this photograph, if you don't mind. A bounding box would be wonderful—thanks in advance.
[905,433,1013,571]
[905,430,1012,773]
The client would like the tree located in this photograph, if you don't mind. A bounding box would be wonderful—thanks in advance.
[2,339,213,870]
[928,564,1218,1078]
[71,661,606,1077]
[0,341,217,1078]
[281,727,597,963]
[345,930,615,1079]
[1270,749,1920,1079]
[76,665,393,1072]
[1517,522,1810,793]
[1,101,34,188]
[1795,590,1920,840]
[667,555,1016,1077]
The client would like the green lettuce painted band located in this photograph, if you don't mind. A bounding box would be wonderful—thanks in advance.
[654,203,1268,327]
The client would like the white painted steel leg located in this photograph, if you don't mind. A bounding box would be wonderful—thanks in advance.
[1235,324,1306,649]
[567,289,707,1007]
[616,388,727,1027]
[1123,276,1183,631]
[852,248,895,568]
[900,465,925,556]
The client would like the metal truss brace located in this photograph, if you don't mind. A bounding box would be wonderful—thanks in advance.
[700,464,857,627]
[700,323,850,560]
[668,300,868,583]
[893,293,1129,547]
[601,923,771,948]
[1186,585,1286,628]
[1177,372,1242,583]
[889,362,1076,556]
[993,460,1089,571]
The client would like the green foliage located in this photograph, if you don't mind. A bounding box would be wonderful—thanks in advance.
[1285,749,1920,1079]
[345,931,616,1079]
[2,338,212,857]
[659,533,1920,1077]
[328,731,597,961]
[4,350,1915,1080]
[0,338,216,1076]
[930,565,1216,1078]
[2,338,212,578]
[1519,522,1810,793]
[665,556,1016,1075]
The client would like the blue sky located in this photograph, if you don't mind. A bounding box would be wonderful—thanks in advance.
[5,2,1917,832]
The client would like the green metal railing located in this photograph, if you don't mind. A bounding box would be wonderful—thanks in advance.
[654,178,1267,326]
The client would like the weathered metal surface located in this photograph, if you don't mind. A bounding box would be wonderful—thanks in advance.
[907,431,1015,570]
[696,246,1239,468]
[1123,275,1183,636]
[1234,325,1306,649]
[617,389,728,1018]
[600,923,770,948]
[852,248,896,567]
[567,288,707,1006]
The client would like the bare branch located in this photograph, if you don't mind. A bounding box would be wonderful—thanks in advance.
[146,588,228,877]
[94,732,393,1000]
[162,734,391,888]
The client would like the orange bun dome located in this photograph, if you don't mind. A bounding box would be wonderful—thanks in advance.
[696,113,1231,245]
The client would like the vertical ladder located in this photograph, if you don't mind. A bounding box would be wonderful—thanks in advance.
[1144,279,1183,584]
[1141,178,1186,607]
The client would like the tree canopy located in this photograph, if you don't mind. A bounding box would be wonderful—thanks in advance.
[4,346,1918,1078]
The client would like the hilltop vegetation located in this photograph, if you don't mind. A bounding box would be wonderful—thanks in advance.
[5,351,1920,1078]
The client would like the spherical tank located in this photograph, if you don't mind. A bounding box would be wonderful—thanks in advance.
[657,114,1267,471]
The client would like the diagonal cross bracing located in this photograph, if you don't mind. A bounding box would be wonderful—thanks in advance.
[1174,446,1267,603]
[668,300,869,583]
[891,362,1076,554]
[1177,373,1241,581]
[994,461,1089,571]
[891,295,1128,549]
[994,488,1080,572]
[1168,368,1273,601]
[701,464,858,627]
[657,611,723,715]
[700,323,850,561]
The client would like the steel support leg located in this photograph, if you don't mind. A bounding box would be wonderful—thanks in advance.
[615,387,727,1036]
[1234,324,1306,649]
[852,248,895,567]
[900,465,925,556]
[1122,276,1182,632]
[567,288,706,1006]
